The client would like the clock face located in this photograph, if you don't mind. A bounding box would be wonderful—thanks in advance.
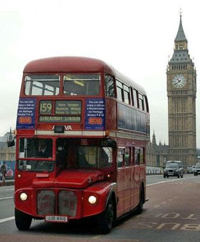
[172,74,186,88]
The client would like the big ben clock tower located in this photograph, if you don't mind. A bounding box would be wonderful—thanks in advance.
[167,13,197,166]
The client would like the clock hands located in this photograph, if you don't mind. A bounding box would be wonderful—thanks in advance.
[174,79,181,85]
[172,75,186,88]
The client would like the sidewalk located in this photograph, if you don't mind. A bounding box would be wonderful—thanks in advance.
[0,179,15,186]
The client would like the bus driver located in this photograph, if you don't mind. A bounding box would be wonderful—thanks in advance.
[36,139,51,158]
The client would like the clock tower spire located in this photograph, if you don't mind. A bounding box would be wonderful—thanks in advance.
[174,11,187,46]
[166,13,197,166]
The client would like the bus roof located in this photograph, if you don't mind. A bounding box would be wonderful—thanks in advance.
[23,56,113,74]
[23,56,146,95]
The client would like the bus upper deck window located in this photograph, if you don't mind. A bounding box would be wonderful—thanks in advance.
[116,80,123,102]
[25,75,60,96]
[105,75,115,97]
[64,74,100,96]
[123,85,130,105]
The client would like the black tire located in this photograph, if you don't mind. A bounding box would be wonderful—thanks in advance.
[136,186,144,215]
[15,208,32,230]
[98,199,115,234]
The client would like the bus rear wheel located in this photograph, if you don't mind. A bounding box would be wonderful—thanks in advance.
[15,208,32,230]
[98,199,115,234]
[136,185,144,214]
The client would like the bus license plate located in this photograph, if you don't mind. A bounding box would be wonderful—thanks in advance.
[45,215,68,223]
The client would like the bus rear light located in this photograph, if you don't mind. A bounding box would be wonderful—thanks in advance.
[20,192,28,201]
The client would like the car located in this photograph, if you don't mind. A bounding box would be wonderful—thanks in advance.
[186,166,193,174]
[192,165,196,173]
[193,163,200,176]
[163,160,184,178]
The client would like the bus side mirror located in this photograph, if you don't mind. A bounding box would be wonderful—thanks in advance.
[7,139,15,147]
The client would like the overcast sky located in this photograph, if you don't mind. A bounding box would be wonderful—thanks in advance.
[1,0,200,147]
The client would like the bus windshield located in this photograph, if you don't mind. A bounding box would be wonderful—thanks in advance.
[166,163,179,168]
[18,138,113,171]
[25,75,60,96]
[64,74,100,96]
[56,138,113,169]
[77,146,112,168]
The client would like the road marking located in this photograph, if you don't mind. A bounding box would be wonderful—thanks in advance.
[0,196,13,201]
[0,188,14,192]
[147,176,198,187]
[0,216,14,224]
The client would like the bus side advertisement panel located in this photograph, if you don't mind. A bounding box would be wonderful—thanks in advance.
[16,98,36,129]
[85,98,105,130]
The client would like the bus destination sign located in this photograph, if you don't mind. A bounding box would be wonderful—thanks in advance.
[39,116,81,123]
[55,101,81,115]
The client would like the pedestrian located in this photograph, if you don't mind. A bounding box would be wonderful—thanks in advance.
[0,161,7,186]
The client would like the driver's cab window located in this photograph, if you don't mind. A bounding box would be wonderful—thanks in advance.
[19,138,52,158]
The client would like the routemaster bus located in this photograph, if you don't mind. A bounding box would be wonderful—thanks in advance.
[11,56,150,234]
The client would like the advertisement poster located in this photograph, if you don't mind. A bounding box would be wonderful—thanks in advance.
[0,160,15,179]
[85,98,105,130]
[16,98,36,129]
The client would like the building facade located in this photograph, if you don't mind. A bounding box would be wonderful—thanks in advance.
[166,14,197,166]
[0,133,15,162]
[146,132,169,170]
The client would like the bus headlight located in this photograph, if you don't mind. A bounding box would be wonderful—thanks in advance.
[20,192,28,201]
[88,195,97,205]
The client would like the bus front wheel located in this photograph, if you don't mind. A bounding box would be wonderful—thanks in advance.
[98,199,115,234]
[15,208,32,230]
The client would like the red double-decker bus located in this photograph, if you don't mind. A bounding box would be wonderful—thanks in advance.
[13,56,150,233]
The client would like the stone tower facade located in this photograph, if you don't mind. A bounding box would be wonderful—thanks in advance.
[166,14,197,166]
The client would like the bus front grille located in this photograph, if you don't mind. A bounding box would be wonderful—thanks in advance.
[37,190,55,215]
[58,191,77,217]
[37,190,77,217]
